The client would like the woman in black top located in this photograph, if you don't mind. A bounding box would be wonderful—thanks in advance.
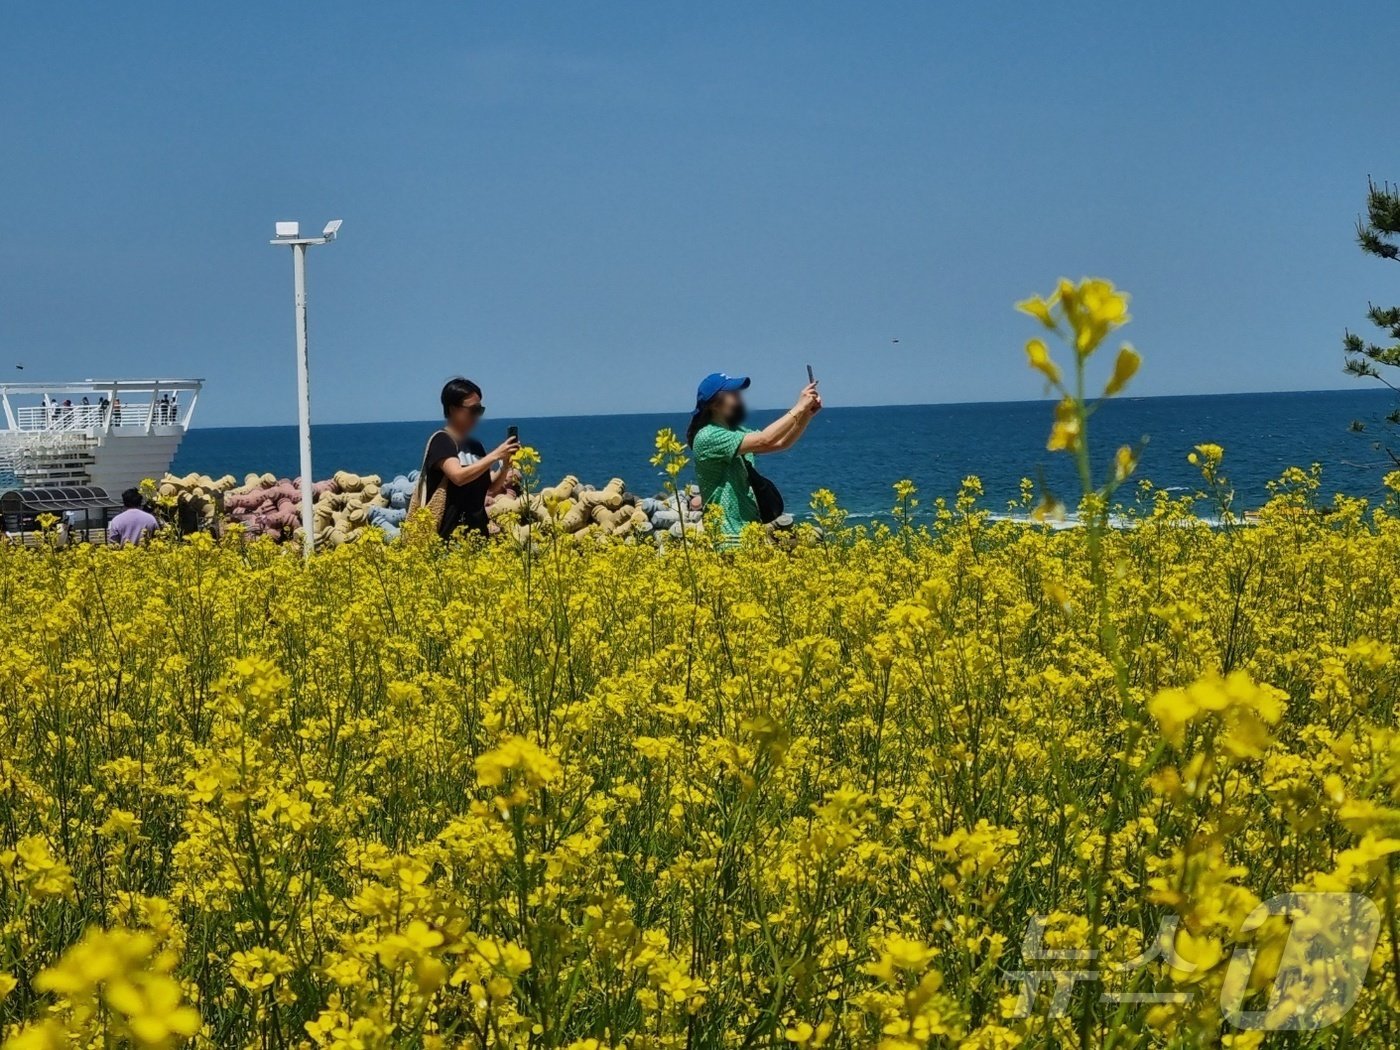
[424,377,519,538]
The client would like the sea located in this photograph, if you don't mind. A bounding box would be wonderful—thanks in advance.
[174,389,1400,522]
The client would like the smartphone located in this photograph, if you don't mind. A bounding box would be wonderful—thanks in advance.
[806,364,816,385]
[507,425,519,441]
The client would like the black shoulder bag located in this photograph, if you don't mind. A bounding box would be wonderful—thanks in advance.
[744,459,785,523]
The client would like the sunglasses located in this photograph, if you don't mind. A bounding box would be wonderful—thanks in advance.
[455,402,486,418]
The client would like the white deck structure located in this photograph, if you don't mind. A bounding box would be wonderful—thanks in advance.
[0,379,202,492]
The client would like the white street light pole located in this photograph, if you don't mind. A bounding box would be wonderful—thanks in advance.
[290,242,314,557]
[270,220,343,558]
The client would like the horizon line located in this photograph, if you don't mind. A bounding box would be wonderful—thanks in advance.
[188,384,1389,431]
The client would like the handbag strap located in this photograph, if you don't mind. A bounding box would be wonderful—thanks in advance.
[415,429,451,502]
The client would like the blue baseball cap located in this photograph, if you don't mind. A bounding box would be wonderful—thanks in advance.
[693,372,750,410]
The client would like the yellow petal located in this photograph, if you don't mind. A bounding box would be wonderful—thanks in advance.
[1025,339,1062,385]
[1104,345,1141,396]
[1016,296,1057,329]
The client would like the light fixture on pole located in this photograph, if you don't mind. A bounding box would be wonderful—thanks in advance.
[269,219,343,558]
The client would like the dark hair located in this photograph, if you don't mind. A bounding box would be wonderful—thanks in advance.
[441,377,483,418]
[121,488,143,509]
[685,401,713,447]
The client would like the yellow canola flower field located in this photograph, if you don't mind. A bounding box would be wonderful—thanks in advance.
[3,485,1400,1049]
[1,282,1399,1048]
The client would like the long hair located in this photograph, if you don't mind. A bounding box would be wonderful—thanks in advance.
[686,400,716,447]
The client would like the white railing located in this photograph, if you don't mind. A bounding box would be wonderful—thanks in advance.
[13,401,187,432]
[1,380,201,436]
[17,405,104,431]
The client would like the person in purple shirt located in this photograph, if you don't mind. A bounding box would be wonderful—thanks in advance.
[107,488,159,547]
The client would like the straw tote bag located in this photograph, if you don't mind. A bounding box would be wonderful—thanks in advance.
[408,429,451,532]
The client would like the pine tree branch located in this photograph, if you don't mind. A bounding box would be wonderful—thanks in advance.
[1365,303,1400,339]
[1366,176,1400,235]
[1345,353,1400,392]
[1357,223,1400,260]
[1342,181,1400,467]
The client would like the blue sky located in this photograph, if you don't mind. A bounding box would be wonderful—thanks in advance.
[3,3,1398,427]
